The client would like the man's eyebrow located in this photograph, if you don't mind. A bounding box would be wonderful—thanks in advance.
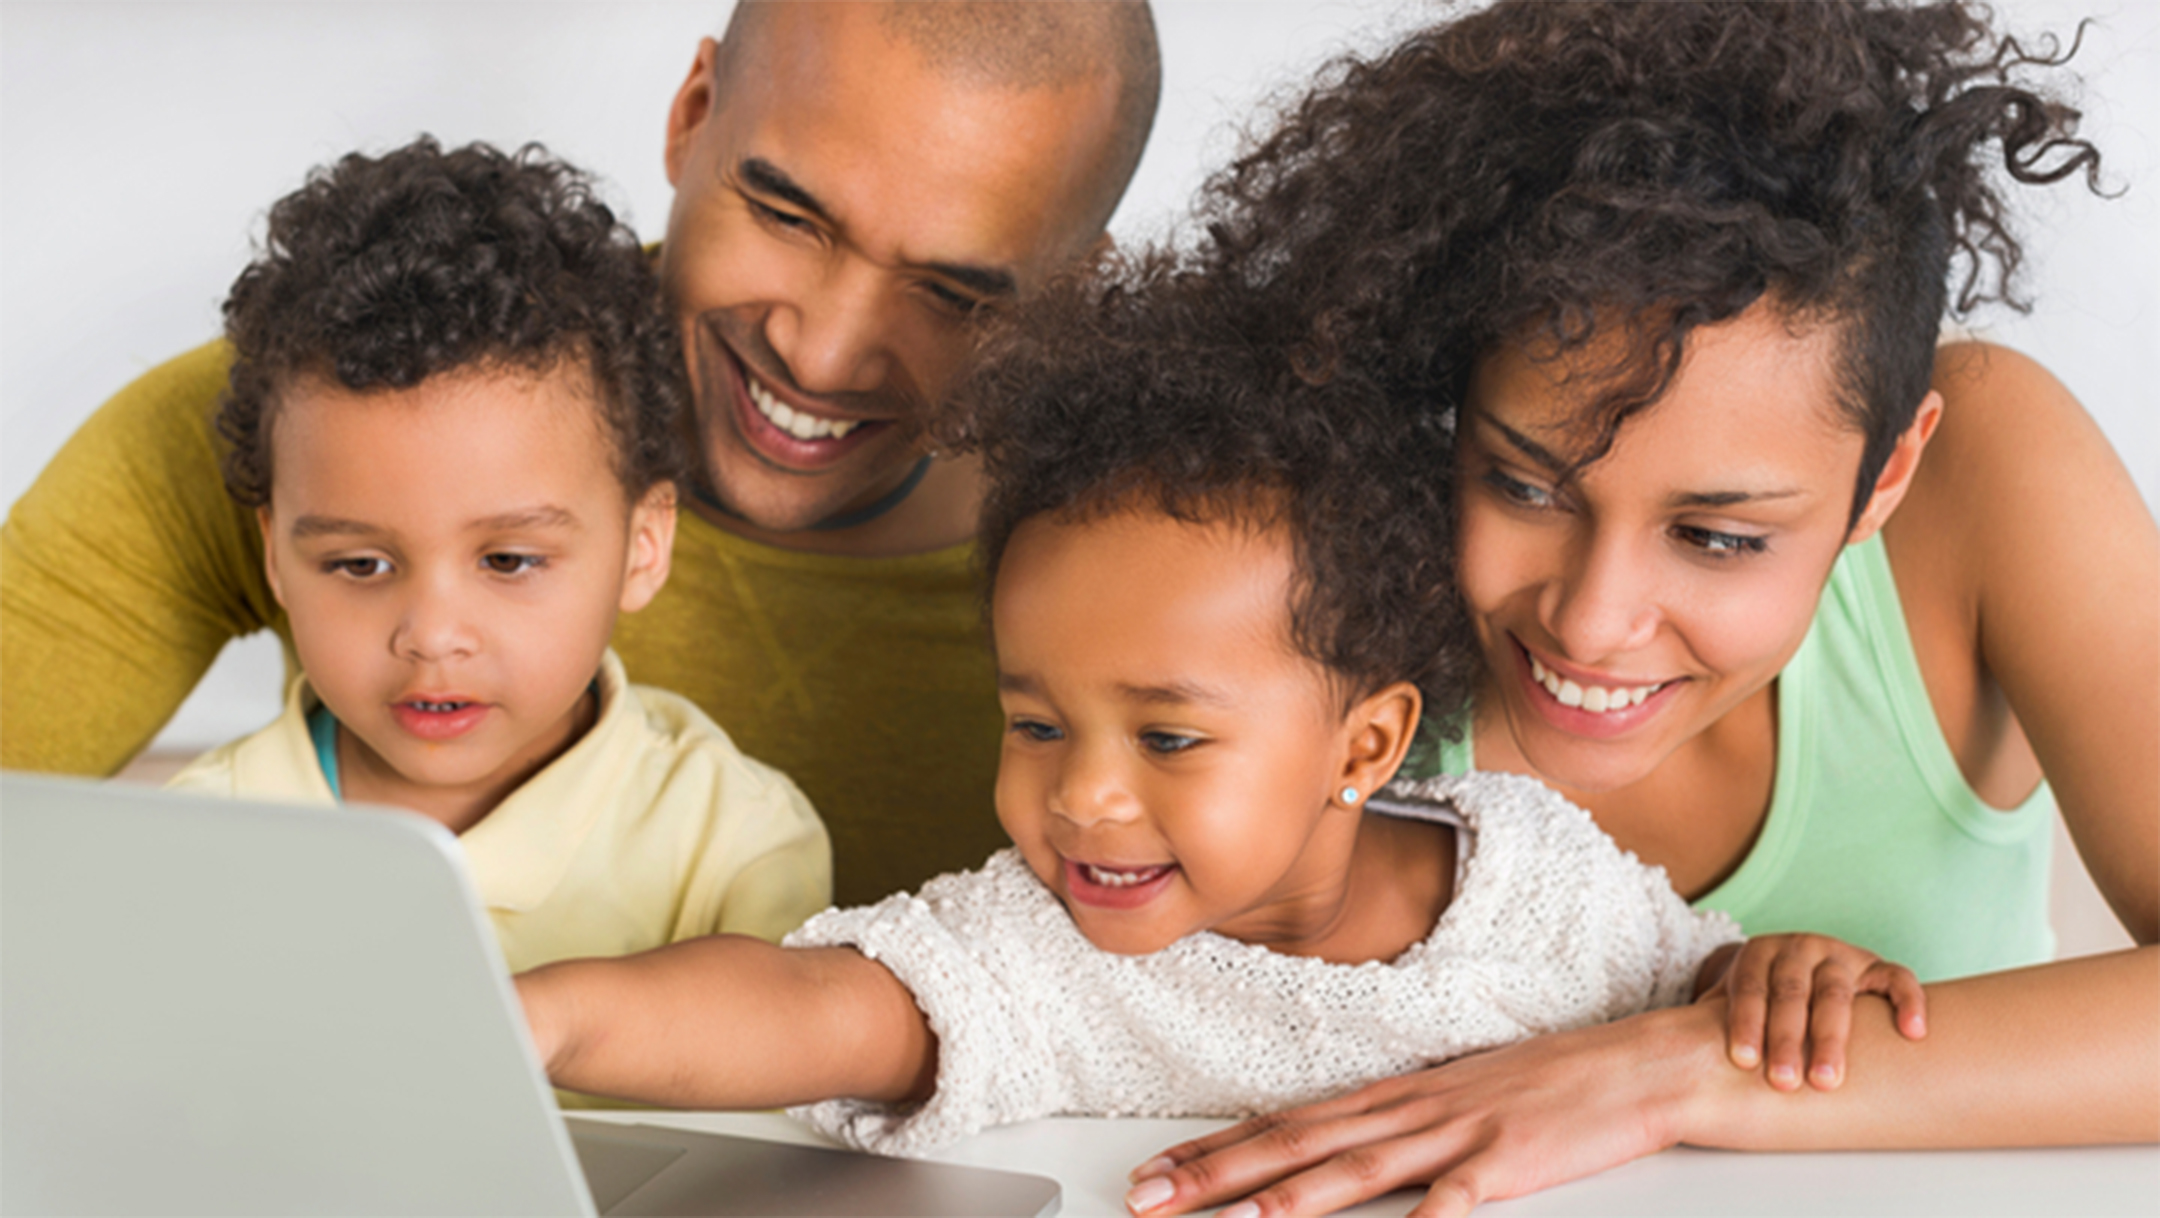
[737,157,1017,299]
[738,157,833,224]
[288,515,381,540]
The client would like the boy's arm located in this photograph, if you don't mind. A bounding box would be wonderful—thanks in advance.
[516,936,937,1110]
[1,341,281,774]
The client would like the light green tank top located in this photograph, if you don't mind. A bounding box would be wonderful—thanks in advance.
[1423,534,2054,982]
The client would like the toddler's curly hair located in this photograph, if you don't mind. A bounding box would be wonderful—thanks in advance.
[945,252,1477,725]
[218,136,685,507]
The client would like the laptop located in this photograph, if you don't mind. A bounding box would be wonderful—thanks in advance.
[0,773,1060,1217]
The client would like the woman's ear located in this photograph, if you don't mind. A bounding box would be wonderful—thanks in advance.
[1334,681,1423,809]
[1847,390,1944,544]
[618,482,678,614]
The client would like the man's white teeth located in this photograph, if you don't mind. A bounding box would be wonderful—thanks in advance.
[747,373,861,441]
[1084,863,1166,888]
[1530,657,1660,714]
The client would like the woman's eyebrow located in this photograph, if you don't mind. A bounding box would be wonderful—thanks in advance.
[1476,412,1568,472]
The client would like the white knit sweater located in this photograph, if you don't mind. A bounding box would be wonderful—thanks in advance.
[786,771,1739,1156]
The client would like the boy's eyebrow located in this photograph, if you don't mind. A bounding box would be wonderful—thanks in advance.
[287,515,382,539]
[1117,679,1235,709]
[737,156,1018,300]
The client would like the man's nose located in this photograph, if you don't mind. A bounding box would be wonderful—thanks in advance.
[762,257,894,399]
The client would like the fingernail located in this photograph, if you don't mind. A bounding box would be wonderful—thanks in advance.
[1811,1063,1840,1088]
[1770,1064,1798,1087]
[1125,1176,1174,1213]
[1219,1204,1260,1218]
[1130,1156,1175,1183]
[1731,1045,1758,1067]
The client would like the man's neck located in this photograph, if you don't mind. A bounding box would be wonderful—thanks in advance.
[687,453,986,558]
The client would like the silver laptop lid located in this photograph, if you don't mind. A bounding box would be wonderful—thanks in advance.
[2,774,594,1216]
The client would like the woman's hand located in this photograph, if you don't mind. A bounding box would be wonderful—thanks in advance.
[1698,934,1926,1092]
[1123,1002,1729,1218]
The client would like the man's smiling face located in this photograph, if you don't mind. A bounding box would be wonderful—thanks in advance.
[658,2,1125,536]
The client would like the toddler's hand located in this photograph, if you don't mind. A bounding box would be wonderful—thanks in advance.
[1698,934,1926,1091]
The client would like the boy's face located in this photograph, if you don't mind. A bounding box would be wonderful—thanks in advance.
[258,365,673,816]
[990,510,1371,957]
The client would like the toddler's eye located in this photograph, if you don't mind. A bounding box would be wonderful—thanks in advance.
[482,553,544,575]
[325,557,389,579]
[1011,718,1063,743]
[1140,731,1200,755]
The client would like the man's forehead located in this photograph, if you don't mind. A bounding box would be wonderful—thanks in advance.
[709,1,1123,276]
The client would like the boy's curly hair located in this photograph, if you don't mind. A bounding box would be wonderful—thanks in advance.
[1198,0,2102,523]
[943,252,1477,725]
[218,137,685,507]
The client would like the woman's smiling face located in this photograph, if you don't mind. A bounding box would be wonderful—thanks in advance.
[1455,302,1878,794]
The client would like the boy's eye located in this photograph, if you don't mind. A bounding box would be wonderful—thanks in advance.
[1139,731,1200,756]
[1672,525,1769,558]
[1480,467,1557,510]
[1011,718,1063,743]
[481,553,544,575]
[325,557,389,579]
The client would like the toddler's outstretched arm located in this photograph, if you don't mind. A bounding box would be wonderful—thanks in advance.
[516,937,937,1110]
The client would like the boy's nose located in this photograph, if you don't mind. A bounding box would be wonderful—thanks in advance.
[390,587,479,663]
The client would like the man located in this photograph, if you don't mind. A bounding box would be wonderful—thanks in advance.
[0,1,1160,905]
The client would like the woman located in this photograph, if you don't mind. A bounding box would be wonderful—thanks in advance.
[1123,3,2157,1215]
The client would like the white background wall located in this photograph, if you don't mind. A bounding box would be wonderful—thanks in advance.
[4,0,2155,958]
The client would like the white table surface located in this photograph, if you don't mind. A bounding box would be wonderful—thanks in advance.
[576,1109,2159,1218]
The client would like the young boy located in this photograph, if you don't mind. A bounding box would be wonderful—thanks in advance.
[167,138,830,976]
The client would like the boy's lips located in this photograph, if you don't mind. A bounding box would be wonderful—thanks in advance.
[1062,857,1179,910]
[389,698,490,742]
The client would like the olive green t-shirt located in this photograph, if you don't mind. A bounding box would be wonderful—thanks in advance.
[1,340,1007,906]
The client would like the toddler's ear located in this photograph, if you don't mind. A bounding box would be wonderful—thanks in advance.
[619,482,678,613]
[1336,681,1421,808]
[257,507,289,609]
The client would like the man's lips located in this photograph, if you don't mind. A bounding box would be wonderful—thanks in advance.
[711,329,893,469]
[390,698,489,742]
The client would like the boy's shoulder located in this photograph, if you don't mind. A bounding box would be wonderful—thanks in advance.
[164,674,331,805]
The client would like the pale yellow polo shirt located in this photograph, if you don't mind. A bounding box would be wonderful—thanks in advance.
[167,650,833,972]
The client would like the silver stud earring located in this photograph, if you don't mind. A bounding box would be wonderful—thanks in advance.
[1340,786,1360,805]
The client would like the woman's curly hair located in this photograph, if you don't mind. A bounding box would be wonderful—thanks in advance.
[1198,0,2102,523]
[218,137,685,507]
[943,251,1478,725]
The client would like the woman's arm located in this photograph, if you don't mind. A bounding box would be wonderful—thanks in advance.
[516,936,937,1110]
[1128,949,2158,1218]
[1892,342,2158,940]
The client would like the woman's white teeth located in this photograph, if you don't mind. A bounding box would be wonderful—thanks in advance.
[1529,657,1659,714]
[747,373,860,441]
[1084,863,1166,888]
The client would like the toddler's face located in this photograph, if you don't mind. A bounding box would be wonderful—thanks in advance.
[990,509,1366,956]
[259,365,672,818]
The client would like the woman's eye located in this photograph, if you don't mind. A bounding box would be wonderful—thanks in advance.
[1673,525,1768,557]
[325,557,389,579]
[1140,731,1200,755]
[1480,467,1556,510]
[1011,718,1063,743]
[482,553,544,575]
